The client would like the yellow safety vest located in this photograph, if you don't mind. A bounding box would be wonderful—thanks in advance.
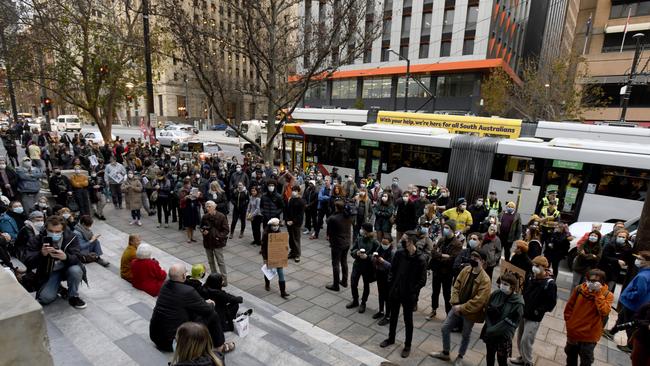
[541,207,560,219]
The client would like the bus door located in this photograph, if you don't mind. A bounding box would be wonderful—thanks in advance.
[540,160,588,222]
[283,138,304,171]
[357,140,381,182]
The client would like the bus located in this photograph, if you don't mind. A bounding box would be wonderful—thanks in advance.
[282,111,649,224]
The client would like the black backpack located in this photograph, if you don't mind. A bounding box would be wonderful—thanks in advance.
[344,199,358,217]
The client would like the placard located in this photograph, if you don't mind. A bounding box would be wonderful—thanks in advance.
[267,232,289,268]
[500,259,527,293]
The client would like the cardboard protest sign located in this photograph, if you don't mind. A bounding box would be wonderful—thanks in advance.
[500,259,527,292]
[267,232,289,268]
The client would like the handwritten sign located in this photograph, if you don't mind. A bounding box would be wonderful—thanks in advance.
[500,259,527,292]
[267,232,289,268]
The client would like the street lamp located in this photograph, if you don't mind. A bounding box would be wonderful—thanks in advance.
[388,48,410,112]
[620,33,645,123]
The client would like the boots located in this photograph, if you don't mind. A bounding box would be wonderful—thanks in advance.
[279,281,289,299]
[264,277,270,291]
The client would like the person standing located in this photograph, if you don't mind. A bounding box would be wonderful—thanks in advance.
[481,273,524,366]
[0,158,18,202]
[430,251,491,366]
[183,188,202,243]
[122,171,144,226]
[325,201,352,291]
[468,197,488,233]
[285,186,305,263]
[200,200,230,285]
[443,198,473,234]
[373,238,395,326]
[352,188,373,244]
[229,182,249,239]
[498,201,521,262]
[302,180,318,235]
[571,230,602,289]
[260,180,284,228]
[428,220,463,319]
[70,165,91,216]
[88,168,106,220]
[598,229,633,293]
[16,157,44,210]
[261,218,290,298]
[480,224,502,279]
[486,191,503,216]
[510,256,557,366]
[246,186,263,246]
[563,269,613,366]
[346,222,379,313]
[311,178,331,239]
[105,156,126,208]
[545,223,571,279]
[153,171,172,228]
[373,193,394,242]
[379,232,427,358]
[395,192,417,245]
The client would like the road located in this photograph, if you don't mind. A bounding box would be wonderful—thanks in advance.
[67,125,243,160]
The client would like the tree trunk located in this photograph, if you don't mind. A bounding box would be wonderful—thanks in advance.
[635,181,650,252]
[264,2,278,164]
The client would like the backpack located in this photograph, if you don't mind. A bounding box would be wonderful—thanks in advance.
[344,199,357,217]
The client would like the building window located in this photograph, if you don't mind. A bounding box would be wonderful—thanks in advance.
[305,82,327,100]
[381,46,390,61]
[419,43,429,58]
[401,15,411,39]
[382,18,392,41]
[363,48,372,63]
[442,8,454,34]
[177,95,187,117]
[397,76,431,98]
[362,77,392,98]
[158,95,163,116]
[440,40,451,57]
[402,0,412,8]
[610,1,650,18]
[602,31,649,53]
[466,5,478,31]
[436,74,476,97]
[384,0,393,11]
[332,79,357,99]
[399,45,408,59]
[462,38,474,55]
[421,12,432,36]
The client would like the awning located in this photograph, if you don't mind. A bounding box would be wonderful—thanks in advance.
[605,22,650,33]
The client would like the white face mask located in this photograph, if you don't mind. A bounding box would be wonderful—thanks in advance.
[588,235,598,243]
[635,259,643,268]
[381,196,388,202]
[532,266,542,275]
[268,186,275,192]
[0,164,6,169]
[34,221,45,230]
[127,173,134,179]
[499,283,511,294]
[291,191,299,198]
[236,167,242,172]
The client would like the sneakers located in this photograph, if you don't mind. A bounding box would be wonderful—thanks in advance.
[96,257,110,267]
[325,284,340,292]
[378,317,390,326]
[129,220,135,225]
[372,311,384,319]
[69,296,87,309]
[379,339,395,348]
[302,229,310,235]
[453,356,464,366]
[136,220,142,226]
[429,352,451,361]
[358,303,366,313]
[426,310,437,321]
[508,357,524,365]
[294,257,300,263]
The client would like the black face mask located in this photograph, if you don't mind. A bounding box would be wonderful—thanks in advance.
[469,259,479,268]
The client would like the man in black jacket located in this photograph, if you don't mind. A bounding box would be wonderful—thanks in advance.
[260,179,284,227]
[326,201,352,291]
[150,263,232,353]
[49,168,73,207]
[380,232,427,358]
[302,180,318,235]
[509,256,557,366]
[24,215,86,308]
[286,185,305,263]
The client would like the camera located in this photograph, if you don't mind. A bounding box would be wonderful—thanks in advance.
[612,321,638,333]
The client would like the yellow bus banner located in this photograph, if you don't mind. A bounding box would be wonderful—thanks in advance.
[376,111,522,139]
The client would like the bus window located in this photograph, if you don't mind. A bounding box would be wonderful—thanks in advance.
[595,166,648,201]
[386,143,448,173]
[306,135,356,168]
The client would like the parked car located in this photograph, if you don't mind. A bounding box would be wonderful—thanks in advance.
[83,131,116,145]
[225,126,237,137]
[157,129,192,147]
[164,124,199,135]
[566,216,640,268]
[54,115,82,132]
[210,124,228,131]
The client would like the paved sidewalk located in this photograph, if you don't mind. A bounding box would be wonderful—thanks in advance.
[46,221,386,366]
[98,204,632,366]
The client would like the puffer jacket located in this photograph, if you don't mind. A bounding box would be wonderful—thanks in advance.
[480,290,524,343]
[564,282,613,343]
[260,191,284,221]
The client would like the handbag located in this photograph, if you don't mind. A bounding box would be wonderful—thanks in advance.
[246,213,253,221]
[234,313,249,337]
[150,190,158,203]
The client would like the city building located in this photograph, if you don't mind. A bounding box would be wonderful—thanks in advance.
[574,0,650,125]
[299,0,535,114]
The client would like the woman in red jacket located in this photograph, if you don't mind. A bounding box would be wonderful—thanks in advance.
[131,243,167,296]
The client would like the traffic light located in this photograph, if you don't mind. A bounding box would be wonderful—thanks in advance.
[42,97,52,112]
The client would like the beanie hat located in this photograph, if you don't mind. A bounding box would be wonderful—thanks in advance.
[445,220,457,232]
[515,240,529,253]
[191,264,206,279]
[267,217,280,226]
[29,210,44,220]
[532,256,549,268]
[456,197,466,206]
[361,222,374,233]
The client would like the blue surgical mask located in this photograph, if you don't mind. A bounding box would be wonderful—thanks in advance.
[616,237,626,245]
[469,239,478,249]
[443,228,452,237]
[381,243,390,250]
[12,207,23,214]
[420,227,429,235]
[48,231,63,242]
[506,207,514,214]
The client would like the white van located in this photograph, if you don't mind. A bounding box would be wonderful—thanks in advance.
[55,115,82,132]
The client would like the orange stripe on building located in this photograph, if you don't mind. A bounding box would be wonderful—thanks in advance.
[500,11,505,26]
[489,37,495,54]
[493,3,499,20]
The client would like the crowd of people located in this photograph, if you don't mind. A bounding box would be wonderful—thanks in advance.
[0,123,648,366]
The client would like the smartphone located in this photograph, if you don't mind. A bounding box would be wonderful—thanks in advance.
[44,236,58,250]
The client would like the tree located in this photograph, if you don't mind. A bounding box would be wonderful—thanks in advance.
[0,0,21,123]
[480,54,608,121]
[9,0,156,142]
[159,0,382,161]
[636,182,650,252]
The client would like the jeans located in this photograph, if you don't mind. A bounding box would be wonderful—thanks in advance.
[331,246,349,288]
[109,184,122,206]
[230,208,246,235]
[131,209,141,221]
[79,239,103,256]
[37,265,83,304]
[350,266,370,303]
[388,297,414,347]
[206,247,227,280]
[441,307,475,357]
[431,271,453,314]
[565,341,596,366]
[287,224,301,257]
[251,215,262,244]
[156,197,170,224]
[516,319,540,364]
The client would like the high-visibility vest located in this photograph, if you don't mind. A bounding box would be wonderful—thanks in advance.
[541,207,560,219]
[428,186,440,197]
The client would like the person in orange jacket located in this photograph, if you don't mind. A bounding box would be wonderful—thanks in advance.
[563,268,613,366]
